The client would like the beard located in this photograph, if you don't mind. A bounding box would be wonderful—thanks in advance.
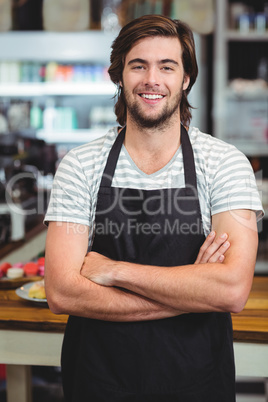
[123,84,183,130]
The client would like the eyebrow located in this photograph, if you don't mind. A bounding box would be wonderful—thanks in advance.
[160,59,179,66]
[127,58,179,66]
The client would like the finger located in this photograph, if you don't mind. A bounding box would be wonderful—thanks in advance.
[218,255,225,263]
[207,241,230,263]
[198,233,228,264]
[194,231,216,264]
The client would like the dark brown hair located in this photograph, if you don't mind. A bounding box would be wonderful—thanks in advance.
[108,14,198,127]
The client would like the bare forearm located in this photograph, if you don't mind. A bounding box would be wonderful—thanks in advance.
[82,252,237,313]
[45,223,182,321]
[84,210,258,314]
[112,260,234,313]
[45,271,183,322]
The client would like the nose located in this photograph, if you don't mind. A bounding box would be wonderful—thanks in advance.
[144,66,160,87]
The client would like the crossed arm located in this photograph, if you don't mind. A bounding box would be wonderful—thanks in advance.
[45,209,258,321]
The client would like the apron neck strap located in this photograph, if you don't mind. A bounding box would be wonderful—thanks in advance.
[99,126,126,188]
[181,125,197,190]
[99,125,197,190]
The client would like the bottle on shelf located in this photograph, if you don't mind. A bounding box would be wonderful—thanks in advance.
[30,102,43,130]
[14,0,43,31]
[257,57,268,82]
[43,0,90,32]
[90,0,102,29]
[43,98,57,132]
[101,0,121,32]
[42,98,78,132]
[0,0,12,32]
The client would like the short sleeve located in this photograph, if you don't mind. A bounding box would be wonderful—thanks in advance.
[44,150,92,227]
[210,146,264,221]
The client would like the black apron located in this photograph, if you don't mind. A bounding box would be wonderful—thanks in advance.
[61,125,235,402]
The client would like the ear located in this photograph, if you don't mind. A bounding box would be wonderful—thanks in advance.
[119,81,123,87]
[183,75,190,91]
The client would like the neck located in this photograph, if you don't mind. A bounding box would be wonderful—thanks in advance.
[124,113,182,155]
[123,115,183,175]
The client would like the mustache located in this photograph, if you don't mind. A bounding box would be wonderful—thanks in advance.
[135,88,167,95]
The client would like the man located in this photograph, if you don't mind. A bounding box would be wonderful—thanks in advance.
[44,15,263,401]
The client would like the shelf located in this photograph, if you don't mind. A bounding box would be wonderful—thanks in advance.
[225,87,268,100]
[213,0,268,153]
[0,82,116,97]
[221,141,268,156]
[0,31,117,63]
[36,128,109,144]
[225,30,268,41]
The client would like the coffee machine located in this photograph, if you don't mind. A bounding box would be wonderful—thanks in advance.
[0,132,56,245]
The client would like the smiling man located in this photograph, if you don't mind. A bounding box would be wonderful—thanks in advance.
[44,15,263,402]
[122,36,188,130]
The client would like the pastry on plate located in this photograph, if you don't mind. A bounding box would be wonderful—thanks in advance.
[28,280,46,299]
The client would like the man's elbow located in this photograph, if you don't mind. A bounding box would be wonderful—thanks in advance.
[47,294,64,315]
[225,275,253,314]
[228,289,249,314]
[45,286,67,315]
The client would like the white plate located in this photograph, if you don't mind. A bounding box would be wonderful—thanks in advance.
[16,282,47,303]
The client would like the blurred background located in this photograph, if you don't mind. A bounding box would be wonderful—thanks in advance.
[0,0,267,401]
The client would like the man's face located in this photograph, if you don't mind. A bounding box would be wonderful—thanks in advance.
[121,36,190,129]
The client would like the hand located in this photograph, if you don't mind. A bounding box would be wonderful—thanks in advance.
[81,251,117,286]
[81,232,230,286]
[194,231,230,264]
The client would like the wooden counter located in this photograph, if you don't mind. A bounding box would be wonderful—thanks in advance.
[0,287,67,332]
[0,276,267,340]
[0,276,268,402]
[231,276,268,381]
[232,276,268,344]
[0,281,67,402]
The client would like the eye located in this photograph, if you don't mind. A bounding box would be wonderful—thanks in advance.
[162,66,173,71]
[132,65,145,70]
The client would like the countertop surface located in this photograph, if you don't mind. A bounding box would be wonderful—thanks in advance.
[0,285,67,332]
[0,276,267,342]
[232,276,268,343]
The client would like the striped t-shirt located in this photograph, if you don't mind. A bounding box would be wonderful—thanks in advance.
[45,126,263,243]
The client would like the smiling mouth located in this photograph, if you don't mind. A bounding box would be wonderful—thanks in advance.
[139,93,165,100]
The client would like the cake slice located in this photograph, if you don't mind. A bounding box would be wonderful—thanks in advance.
[28,280,46,299]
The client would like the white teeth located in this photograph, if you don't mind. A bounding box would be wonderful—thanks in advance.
[141,94,164,99]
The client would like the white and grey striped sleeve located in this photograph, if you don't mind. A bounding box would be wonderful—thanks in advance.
[210,146,264,220]
[44,149,92,227]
